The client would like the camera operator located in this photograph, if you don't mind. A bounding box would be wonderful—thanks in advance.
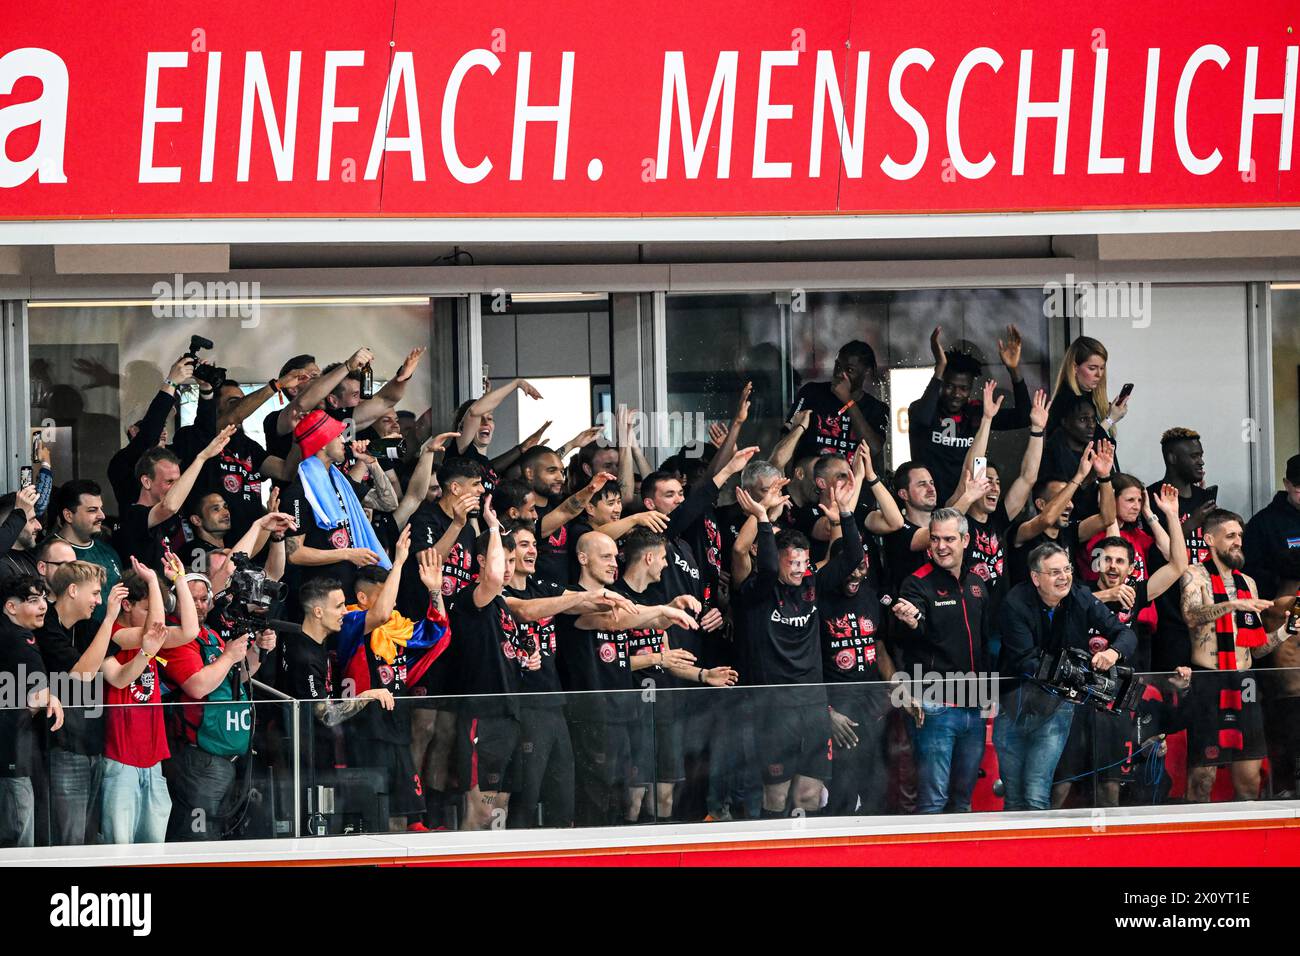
[994,542,1137,811]
[160,564,274,841]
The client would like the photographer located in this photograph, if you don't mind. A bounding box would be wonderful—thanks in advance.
[160,567,274,841]
[994,542,1137,811]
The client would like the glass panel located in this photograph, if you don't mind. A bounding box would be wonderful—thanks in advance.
[3,664,1293,850]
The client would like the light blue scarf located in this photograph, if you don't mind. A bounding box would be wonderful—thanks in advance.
[297,456,392,570]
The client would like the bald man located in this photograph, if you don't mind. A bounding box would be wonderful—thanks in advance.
[553,531,698,826]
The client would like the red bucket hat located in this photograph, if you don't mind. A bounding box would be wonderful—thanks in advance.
[295,409,345,459]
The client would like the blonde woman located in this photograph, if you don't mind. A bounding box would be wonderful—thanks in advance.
[1046,336,1132,442]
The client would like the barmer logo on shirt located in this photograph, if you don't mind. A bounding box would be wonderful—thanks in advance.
[770,608,813,628]
[50,885,151,936]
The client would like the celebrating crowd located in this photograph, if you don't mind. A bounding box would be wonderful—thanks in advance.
[3,325,1300,848]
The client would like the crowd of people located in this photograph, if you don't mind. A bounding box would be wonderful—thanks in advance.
[2,326,1300,848]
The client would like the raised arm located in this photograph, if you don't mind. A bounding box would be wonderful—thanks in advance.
[457,377,542,454]
[223,368,310,429]
[277,348,373,435]
[1078,440,1118,541]
[770,410,810,472]
[704,382,751,481]
[1144,484,1189,601]
[150,425,236,528]
[395,434,458,527]
[540,471,617,537]
[352,347,426,430]
[1014,444,1094,545]
[471,496,504,608]
[365,527,410,632]
[1003,388,1049,519]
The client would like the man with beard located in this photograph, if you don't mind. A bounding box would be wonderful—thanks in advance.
[785,340,887,462]
[1050,484,1188,806]
[52,480,123,625]
[821,535,897,816]
[1181,509,1290,801]
[908,325,1030,505]
[553,531,698,826]
[520,445,617,586]
[0,487,43,585]
[1007,441,1116,586]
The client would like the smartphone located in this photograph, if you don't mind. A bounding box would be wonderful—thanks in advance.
[973,456,987,481]
[1117,382,1135,402]
[1204,485,1219,502]
[18,466,32,489]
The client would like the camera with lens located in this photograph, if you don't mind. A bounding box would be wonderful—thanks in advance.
[1032,646,1140,713]
[184,335,228,388]
[228,551,287,612]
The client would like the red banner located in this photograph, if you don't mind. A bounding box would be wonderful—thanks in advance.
[0,0,1297,219]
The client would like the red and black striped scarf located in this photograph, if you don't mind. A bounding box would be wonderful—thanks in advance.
[1208,568,1266,753]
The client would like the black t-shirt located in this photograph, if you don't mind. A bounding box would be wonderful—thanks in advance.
[965,503,1011,591]
[462,446,500,500]
[35,614,104,756]
[401,503,478,620]
[820,582,887,702]
[448,589,523,718]
[504,578,565,708]
[881,518,927,600]
[1091,579,1151,647]
[565,517,594,584]
[554,578,640,723]
[534,500,575,587]
[1007,519,1080,587]
[262,408,294,464]
[172,426,270,543]
[112,502,187,573]
[342,632,414,745]
[786,381,888,462]
[278,631,331,700]
[0,620,48,777]
[684,505,725,610]
[735,522,850,708]
[284,472,362,597]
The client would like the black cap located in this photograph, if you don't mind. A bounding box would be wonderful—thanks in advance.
[1286,454,1300,486]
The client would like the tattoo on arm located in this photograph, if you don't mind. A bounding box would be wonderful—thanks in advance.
[285,535,301,559]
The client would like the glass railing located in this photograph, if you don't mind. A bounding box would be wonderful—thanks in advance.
[0,664,1296,848]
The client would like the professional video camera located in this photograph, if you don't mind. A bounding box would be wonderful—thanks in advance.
[1032,646,1141,713]
[215,553,296,648]
[183,334,228,389]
